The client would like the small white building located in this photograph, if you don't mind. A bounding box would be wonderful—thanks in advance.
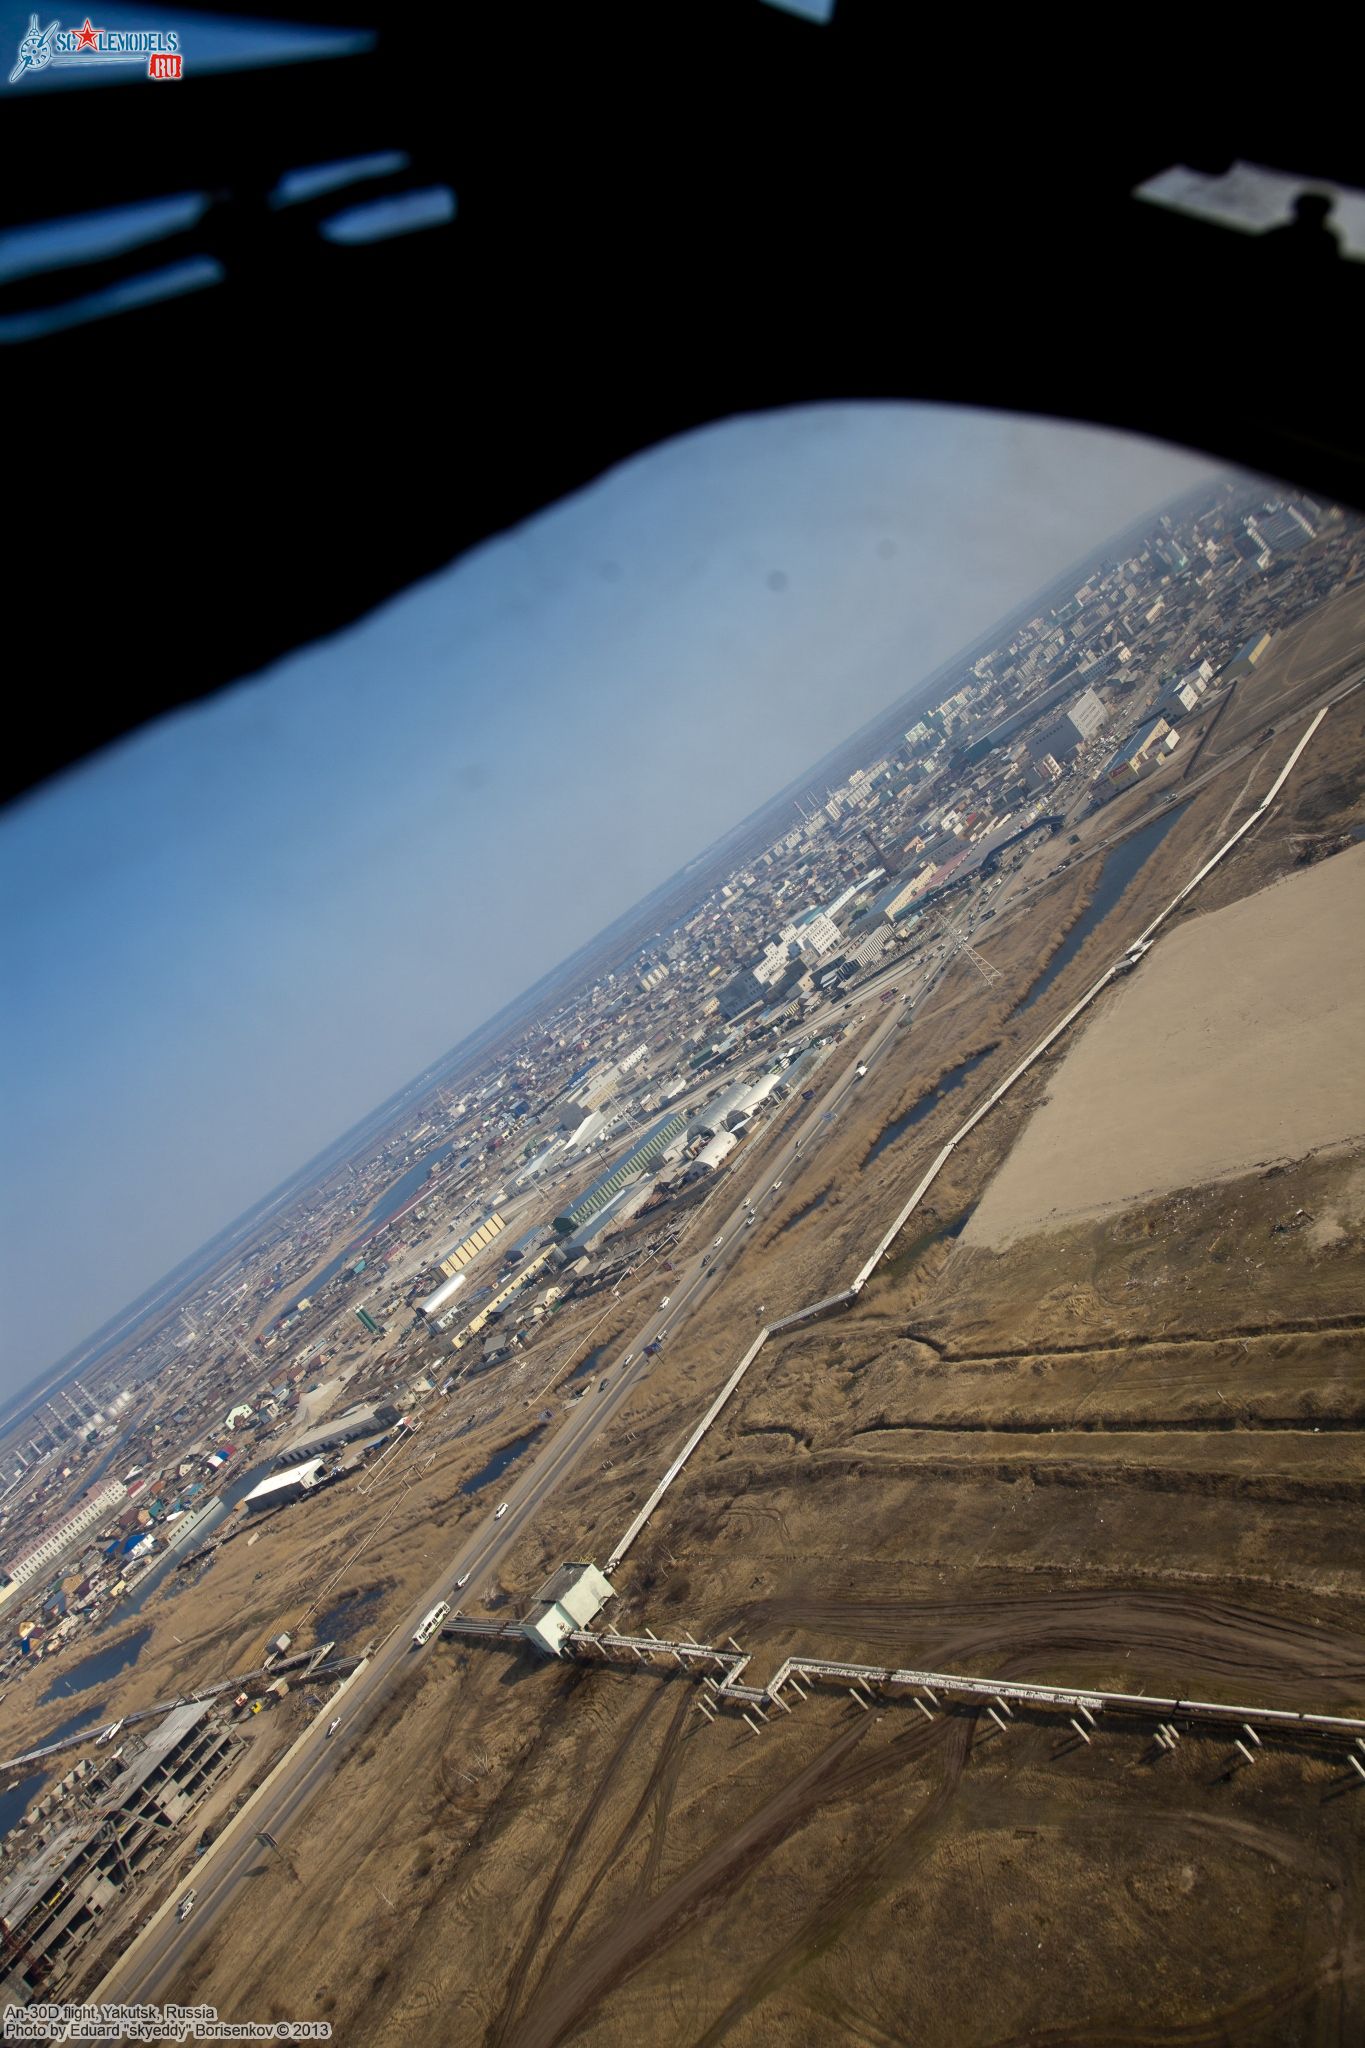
[243,1458,326,1513]
[417,1271,466,1323]
[692,1129,739,1173]
[520,1563,616,1657]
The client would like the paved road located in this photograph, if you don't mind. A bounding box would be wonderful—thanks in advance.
[92,987,923,2007]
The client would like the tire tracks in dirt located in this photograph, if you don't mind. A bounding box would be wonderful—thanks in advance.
[849,1417,1365,1437]
[506,1713,875,2048]
[510,1680,695,2032]
[694,1711,975,2045]
[913,1313,1365,1368]
[800,1446,1363,1509]
[636,1683,694,1900]
[485,1678,669,2047]
[742,1586,1365,1700]
[986,1942,1358,2047]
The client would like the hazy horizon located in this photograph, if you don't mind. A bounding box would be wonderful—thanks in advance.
[0,403,1227,1388]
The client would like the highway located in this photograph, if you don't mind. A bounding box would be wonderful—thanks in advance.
[88,982,917,2011]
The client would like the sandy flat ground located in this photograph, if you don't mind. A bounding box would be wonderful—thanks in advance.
[965,841,1365,1249]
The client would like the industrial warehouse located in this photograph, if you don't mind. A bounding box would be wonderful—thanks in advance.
[242,1459,327,1512]
[271,1402,402,1468]
[551,1113,689,1237]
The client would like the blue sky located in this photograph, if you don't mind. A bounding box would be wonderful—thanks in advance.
[0,404,1224,1385]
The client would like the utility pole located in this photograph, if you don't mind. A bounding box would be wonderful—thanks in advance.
[256,1829,301,1883]
[947,929,1002,986]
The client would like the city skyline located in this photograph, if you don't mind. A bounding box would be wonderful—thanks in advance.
[0,403,1225,1387]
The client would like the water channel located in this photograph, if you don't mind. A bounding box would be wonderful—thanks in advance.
[1013,801,1191,1017]
[458,1428,543,1497]
[862,1045,999,1170]
[39,1626,151,1705]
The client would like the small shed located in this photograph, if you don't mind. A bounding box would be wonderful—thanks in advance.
[520,1564,616,1657]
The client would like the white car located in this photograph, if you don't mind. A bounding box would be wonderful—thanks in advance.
[494,1502,509,1520]
[326,1717,341,1738]
[455,1573,470,1588]
[770,1181,782,1193]
[177,1893,196,1922]
[712,1237,724,1248]
[660,1296,671,1309]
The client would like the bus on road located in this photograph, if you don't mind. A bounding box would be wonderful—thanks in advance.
[412,1601,450,1648]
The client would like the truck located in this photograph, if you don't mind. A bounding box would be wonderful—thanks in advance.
[412,1601,450,1648]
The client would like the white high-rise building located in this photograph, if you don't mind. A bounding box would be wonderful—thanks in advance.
[0,1481,129,1606]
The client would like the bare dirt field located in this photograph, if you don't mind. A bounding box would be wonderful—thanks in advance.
[965,841,1365,1248]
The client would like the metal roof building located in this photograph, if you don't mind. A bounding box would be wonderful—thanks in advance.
[417,1271,467,1321]
[521,1563,616,1657]
[693,1129,740,1172]
[552,1112,687,1236]
[561,1178,656,1253]
[1221,630,1273,681]
[435,1212,506,1279]
[1101,715,1178,786]
[243,1458,326,1510]
[274,1403,400,1468]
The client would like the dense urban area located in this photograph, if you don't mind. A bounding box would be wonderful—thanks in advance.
[1,471,1362,2045]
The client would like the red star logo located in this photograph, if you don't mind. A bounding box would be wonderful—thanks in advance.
[73,18,99,51]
